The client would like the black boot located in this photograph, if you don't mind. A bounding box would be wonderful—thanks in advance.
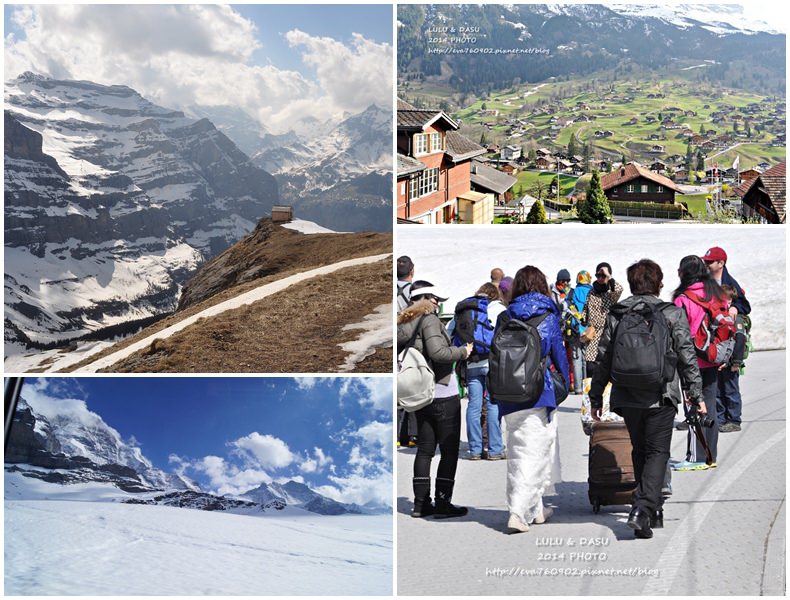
[651,508,664,529]
[412,477,433,518]
[433,477,468,519]
[627,505,653,539]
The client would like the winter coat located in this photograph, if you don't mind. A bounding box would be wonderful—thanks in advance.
[397,299,468,385]
[589,294,703,412]
[583,281,624,362]
[493,292,570,418]
[721,267,751,316]
[551,284,572,313]
[673,281,728,370]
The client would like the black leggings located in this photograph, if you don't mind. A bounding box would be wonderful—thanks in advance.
[413,396,462,482]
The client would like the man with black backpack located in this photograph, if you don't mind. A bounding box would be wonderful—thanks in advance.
[590,259,703,540]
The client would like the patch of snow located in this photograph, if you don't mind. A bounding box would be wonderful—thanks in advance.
[281,219,339,235]
[337,304,393,372]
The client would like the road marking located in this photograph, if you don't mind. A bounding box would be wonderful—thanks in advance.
[643,429,785,595]
[77,253,391,372]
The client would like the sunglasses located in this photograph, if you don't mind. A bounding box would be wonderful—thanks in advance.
[595,272,607,279]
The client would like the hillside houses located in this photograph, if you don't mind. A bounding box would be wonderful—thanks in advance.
[601,163,684,204]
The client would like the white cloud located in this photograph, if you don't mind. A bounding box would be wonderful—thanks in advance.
[337,378,393,413]
[4,5,391,135]
[298,446,333,474]
[186,455,272,496]
[232,432,295,470]
[352,422,391,458]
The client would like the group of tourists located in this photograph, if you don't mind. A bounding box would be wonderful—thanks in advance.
[396,247,751,538]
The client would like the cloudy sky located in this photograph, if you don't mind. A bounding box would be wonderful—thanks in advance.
[21,377,393,508]
[3,4,393,134]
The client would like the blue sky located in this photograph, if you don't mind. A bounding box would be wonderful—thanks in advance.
[4,4,392,134]
[20,377,392,507]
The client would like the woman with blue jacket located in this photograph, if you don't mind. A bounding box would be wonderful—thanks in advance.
[494,265,570,534]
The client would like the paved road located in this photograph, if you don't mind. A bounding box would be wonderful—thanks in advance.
[397,350,785,596]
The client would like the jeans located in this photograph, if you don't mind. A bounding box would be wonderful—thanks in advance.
[571,344,587,393]
[397,408,418,444]
[619,405,675,514]
[414,396,462,482]
[716,368,742,425]
[466,365,503,455]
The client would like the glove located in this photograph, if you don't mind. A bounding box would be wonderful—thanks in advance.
[608,278,616,291]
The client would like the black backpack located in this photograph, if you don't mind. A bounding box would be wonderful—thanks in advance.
[487,312,549,404]
[609,301,677,389]
[452,296,494,359]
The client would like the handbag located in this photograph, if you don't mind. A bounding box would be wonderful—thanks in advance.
[397,316,435,412]
[549,359,569,405]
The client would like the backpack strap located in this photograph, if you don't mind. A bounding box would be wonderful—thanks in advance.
[397,282,411,307]
[399,314,427,359]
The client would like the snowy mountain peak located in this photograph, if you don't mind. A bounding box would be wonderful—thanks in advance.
[609,4,785,36]
[241,479,362,515]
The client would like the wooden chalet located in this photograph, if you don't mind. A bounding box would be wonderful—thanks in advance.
[600,163,683,204]
[271,205,294,223]
[736,162,786,224]
[396,98,488,224]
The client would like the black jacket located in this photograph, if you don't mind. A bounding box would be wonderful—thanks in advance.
[397,299,468,385]
[590,294,703,412]
[722,267,751,315]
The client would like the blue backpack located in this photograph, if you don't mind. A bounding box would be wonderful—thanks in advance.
[452,296,494,359]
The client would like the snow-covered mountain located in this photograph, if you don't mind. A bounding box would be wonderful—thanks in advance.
[4,72,279,353]
[251,104,392,232]
[6,396,197,492]
[609,4,785,36]
[242,480,363,516]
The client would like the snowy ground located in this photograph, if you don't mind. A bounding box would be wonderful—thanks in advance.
[337,304,392,372]
[398,226,785,350]
[281,218,344,235]
[5,475,392,595]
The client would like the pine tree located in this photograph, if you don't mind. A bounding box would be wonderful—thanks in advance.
[685,142,693,172]
[568,136,576,158]
[579,170,612,224]
[526,199,547,224]
[696,150,705,172]
[480,132,487,146]
[583,142,591,172]
[621,152,627,166]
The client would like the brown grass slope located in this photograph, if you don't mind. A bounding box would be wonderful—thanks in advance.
[62,220,393,373]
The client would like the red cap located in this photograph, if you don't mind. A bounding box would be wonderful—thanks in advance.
[702,247,727,263]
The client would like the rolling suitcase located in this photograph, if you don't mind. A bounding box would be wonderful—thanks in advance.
[588,421,637,513]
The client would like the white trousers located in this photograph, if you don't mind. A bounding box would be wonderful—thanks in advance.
[504,407,561,524]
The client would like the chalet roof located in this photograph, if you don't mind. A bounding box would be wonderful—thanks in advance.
[398,98,417,110]
[737,161,786,221]
[470,159,517,195]
[397,104,459,132]
[445,130,487,162]
[397,154,426,177]
[600,163,683,194]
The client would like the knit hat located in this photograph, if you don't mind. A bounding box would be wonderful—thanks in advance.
[702,247,727,263]
[499,276,514,293]
[576,270,592,285]
[397,255,414,279]
[556,269,571,282]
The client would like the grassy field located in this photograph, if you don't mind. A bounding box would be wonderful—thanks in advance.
[680,193,709,218]
[514,170,577,198]
[402,64,785,171]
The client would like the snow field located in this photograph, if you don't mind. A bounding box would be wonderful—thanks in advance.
[4,499,392,595]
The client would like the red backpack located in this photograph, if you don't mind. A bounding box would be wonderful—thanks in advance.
[683,293,736,365]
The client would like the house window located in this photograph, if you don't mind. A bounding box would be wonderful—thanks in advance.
[414,134,428,155]
[657,185,664,193]
[430,132,443,153]
[641,184,648,193]
[626,184,634,193]
[409,168,439,199]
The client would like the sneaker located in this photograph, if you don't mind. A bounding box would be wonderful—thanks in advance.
[486,453,506,461]
[675,421,689,430]
[533,506,553,524]
[468,453,482,461]
[708,462,718,468]
[672,460,710,471]
[719,422,741,433]
[396,441,401,448]
[407,436,418,447]
[506,513,529,534]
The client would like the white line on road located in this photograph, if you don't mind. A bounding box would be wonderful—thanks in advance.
[77,253,392,373]
[643,429,785,596]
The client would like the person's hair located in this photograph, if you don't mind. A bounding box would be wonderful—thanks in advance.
[511,266,551,300]
[627,259,663,296]
[672,255,724,302]
[720,283,738,300]
[475,282,501,302]
[595,262,612,275]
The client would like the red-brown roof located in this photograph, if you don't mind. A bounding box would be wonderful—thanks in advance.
[600,163,683,194]
[739,161,786,221]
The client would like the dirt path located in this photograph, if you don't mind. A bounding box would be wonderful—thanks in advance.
[72,253,391,373]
